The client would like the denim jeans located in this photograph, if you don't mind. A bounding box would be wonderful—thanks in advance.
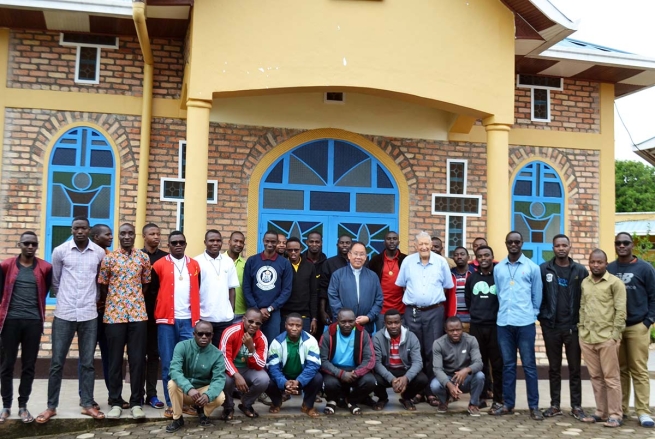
[48,317,97,409]
[430,371,485,406]
[261,309,281,344]
[78,316,109,399]
[497,323,539,409]
[158,319,193,407]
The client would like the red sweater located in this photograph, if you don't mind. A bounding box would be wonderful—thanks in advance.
[219,323,268,377]
[152,255,201,325]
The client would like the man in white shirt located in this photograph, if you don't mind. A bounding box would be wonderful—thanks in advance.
[195,229,240,346]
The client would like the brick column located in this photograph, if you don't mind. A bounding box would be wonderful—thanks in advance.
[484,122,511,254]
[184,98,212,256]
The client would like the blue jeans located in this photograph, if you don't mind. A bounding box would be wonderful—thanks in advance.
[78,316,109,399]
[497,323,539,409]
[261,309,281,344]
[158,319,193,407]
[430,371,485,406]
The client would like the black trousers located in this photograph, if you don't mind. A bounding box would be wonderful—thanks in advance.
[542,326,582,408]
[323,372,376,405]
[469,323,503,404]
[105,321,147,407]
[266,372,324,409]
[144,317,160,400]
[210,321,233,349]
[0,319,42,408]
[372,369,429,401]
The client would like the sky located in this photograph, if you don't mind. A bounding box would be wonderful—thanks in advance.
[549,0,655,163]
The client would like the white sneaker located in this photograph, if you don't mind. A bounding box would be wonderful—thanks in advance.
[131,405,145,419]
[107,405,122,419]
[639,414,655,427]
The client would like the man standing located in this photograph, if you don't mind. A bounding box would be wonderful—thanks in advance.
[319,308,376,415]
[396,231,453,406]
[368,231,407,332]
[491,231,543,420]
[220,308,270,419]
[98,223,151,419]
[430,317,485,416]
[539,234,589,420]
[36,217,106,424]
[608,232,655,428]
[152,231,202,418]
[166,321,227,433]
[243,231,293,343]
[281,237,318,334]
[225,231,246,323]
[195,229,240,346]
[450,247,473,328]
[0,232,52,424]
[266,314,323,417]
[431,236,455,269]
[328,242,383,334]
[468,237,488,271]
[465,245,503,411]
[371,309,427,411]
[318,235,352,326]
[302,231,327,334]
[580,249,627,428]
[141,223,166,409]
[276,234,288,257]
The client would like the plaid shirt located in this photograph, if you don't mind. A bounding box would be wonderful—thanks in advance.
[51,239,106,322]
[98,248,152,324]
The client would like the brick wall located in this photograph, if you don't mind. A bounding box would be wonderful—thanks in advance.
[515,79,600,133]
[6,31,183,99]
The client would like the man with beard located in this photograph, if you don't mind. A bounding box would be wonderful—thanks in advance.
[225,232,247,323]
[318,235,352,326]
[368,232,407,332]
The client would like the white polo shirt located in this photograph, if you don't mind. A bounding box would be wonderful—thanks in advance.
[194,251,240,323]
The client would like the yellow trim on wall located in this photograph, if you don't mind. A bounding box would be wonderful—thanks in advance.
[508,156,570,240]
[246,128,410,256]
[598,83,615,252]
[449,125,603,150]
[0,29,10,185]
[38,121,122,258]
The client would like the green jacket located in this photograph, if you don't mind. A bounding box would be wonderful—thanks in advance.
[169,339,226,402]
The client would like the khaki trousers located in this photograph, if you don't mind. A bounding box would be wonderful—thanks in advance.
[619,323,652,416]
[580,338,622,419]
[168,380,225,420]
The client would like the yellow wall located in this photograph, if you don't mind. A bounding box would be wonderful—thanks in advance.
[189,0,516,124]
[211,92,452,140]
[615,212,655,222]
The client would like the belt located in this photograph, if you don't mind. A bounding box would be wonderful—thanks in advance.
[409,303,443,312]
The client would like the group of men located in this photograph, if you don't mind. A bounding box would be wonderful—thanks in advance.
[0,219,653,433]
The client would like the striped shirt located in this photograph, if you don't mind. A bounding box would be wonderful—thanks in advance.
[51,239,106,322]
[388,335,404,369]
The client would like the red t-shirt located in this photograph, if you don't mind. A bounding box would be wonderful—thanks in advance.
[389,335,404,369]
[380,252,405,314]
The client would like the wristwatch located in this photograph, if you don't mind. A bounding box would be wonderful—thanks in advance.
[267,306,274,313]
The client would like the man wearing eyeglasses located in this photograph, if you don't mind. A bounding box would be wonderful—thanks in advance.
[0,232,52,424]
[165,321,226,433]
[219,308,270,420]
[152,230,202,418]
[491,231,543,421]
[608,232,655,428]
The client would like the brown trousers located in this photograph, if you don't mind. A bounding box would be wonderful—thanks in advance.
[580,338,622,420]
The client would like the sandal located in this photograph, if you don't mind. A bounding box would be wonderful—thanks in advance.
[301,405,321,418]
[604,418,623,428]
[80,407,105,419]
[163,407,174,419]
[218,408,234,421]
[35,408,57,424]
[399,398,416,411]
[410,394,424,405]
[0,408,9,423]
[269,405,282,414]
[426,396,440,407]
[348,403,362,415]
[373,399,388,411]
[238,403,259,419]
[19,408,34,423]
[324,401,336,415]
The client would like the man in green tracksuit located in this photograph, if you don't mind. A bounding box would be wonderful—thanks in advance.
[166,321,227,433]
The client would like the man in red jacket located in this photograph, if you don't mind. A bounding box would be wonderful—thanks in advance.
[0,232,52,424]
[219,308,270,420]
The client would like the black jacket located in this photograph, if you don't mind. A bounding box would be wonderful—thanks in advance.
[281,257,318,320]
[319,255,349,300]
[368,250,407,281]
[538,257,589,330]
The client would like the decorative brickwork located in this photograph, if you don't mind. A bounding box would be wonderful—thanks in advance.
[6,31,183,99]
[515,79,600,133]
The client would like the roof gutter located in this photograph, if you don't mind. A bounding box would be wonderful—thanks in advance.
[133,0,153,248]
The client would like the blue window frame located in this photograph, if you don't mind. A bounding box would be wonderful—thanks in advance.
[511,161,564,264]
[45,126,116,303]
[259,139,398,257]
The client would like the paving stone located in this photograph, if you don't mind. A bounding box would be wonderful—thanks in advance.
[77,434,95,439]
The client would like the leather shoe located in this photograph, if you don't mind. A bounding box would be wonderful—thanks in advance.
[530,408,544,421]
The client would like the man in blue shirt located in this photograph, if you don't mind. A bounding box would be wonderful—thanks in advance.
[491,231,543,420]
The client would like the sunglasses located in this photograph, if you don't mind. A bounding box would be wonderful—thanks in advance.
[170,240,186,246]
[195,332,212,338]
[20,242,38,247]
[506,240,521,245]
[246,319,263,327]
[614,240,632,246]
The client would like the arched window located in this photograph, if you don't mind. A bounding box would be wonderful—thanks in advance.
[259,139,398,256]
[511,161,565,264]
[45,126,116,261]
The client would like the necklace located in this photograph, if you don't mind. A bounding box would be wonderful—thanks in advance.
[205,252,222,278]
[384,254,397,276]
[173,257,186,280]
[507,262,519,286]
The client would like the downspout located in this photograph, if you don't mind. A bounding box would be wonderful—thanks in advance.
[133,0,153,248]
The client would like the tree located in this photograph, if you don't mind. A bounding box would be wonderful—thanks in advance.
[615,160,655,212]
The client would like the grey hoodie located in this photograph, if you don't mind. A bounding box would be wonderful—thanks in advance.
[372,326,423,384]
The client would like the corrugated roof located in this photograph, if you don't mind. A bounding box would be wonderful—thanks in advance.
[616,220,655,236]
[555,38,632,55]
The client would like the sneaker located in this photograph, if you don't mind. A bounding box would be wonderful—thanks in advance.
[107,405,122,419]
[148,396,165,409]
[543,406,563,417]
[131,406,145,419]
[196,405,212,427]
[490,404,514,416]
[571,407,592,422]
[258,393,272,406]
[166,416,184,433]
[530,408,544,421]
[640,414,655,428]
[468,405,480,417]
[437,402,448,414]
